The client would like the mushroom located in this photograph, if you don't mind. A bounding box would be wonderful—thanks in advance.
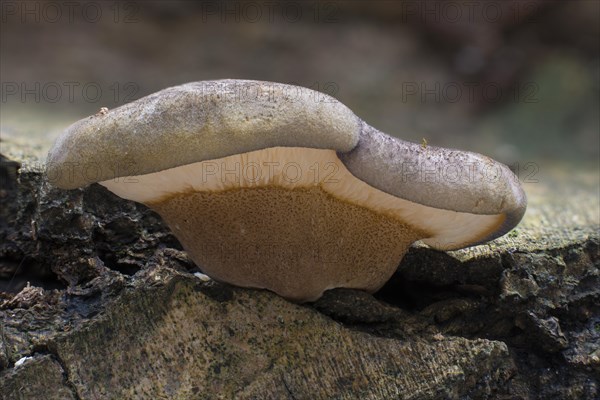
[46,80,526,302]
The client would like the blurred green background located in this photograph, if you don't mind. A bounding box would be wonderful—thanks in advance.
[1,0,599,176]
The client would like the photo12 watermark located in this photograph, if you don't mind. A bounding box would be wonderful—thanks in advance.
[1,1,140,24]
[197,1,341,23]
[184,81,340,104]
[399,1,541,24]
[398,81,539,104]
[1,81,140,104]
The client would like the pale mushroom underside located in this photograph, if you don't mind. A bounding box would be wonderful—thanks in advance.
[101,146,504,301]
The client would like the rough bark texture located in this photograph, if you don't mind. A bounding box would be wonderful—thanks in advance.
[1,138,598,399]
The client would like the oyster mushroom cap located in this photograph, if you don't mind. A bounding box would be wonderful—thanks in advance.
[46,79,527,301]
[338,122,527,249]
[46,80,360,189]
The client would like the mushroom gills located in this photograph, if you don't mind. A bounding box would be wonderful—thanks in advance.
[100,147,505,302]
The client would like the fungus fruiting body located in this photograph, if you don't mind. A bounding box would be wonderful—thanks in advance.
[47,80,527,302]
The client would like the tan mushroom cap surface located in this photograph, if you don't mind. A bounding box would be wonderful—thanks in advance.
[46,80,527,301]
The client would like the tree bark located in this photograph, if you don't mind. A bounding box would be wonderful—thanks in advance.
[1,138,598,399]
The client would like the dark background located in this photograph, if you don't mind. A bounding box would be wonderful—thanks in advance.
[1,0,599,175]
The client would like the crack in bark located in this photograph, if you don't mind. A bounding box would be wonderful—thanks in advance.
[33,344,81,400]
[281,374,298,400]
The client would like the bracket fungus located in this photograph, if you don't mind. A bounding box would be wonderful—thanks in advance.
[46,80,526,302]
